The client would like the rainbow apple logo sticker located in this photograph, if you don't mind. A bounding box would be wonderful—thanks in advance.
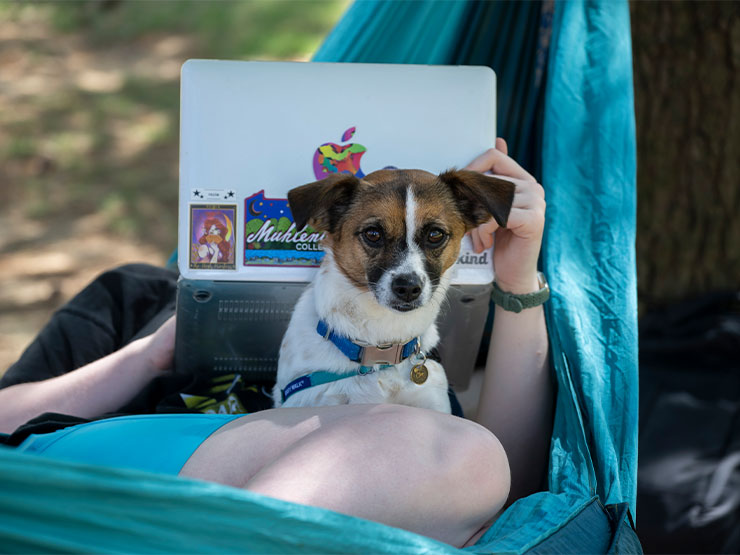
[313,126,367,180]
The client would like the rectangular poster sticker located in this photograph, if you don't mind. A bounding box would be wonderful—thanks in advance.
[189,204,237,270]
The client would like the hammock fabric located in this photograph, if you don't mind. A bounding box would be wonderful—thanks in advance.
[0,1,640,552]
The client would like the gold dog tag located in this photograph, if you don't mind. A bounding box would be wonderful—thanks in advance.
[410,364,428,385]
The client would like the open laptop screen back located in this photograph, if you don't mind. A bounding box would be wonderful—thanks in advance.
[176,61,497,390]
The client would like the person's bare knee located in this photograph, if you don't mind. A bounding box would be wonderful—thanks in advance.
[371,406,510,545]
[446,419,511,532]
[180,404,414,486]
[243,404,510,547]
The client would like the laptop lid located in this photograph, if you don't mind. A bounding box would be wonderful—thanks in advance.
[178,60,496,285]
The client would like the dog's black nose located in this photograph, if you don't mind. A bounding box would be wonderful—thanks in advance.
[391,274,422,302]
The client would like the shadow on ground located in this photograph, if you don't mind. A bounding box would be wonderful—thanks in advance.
[0,1,347,372]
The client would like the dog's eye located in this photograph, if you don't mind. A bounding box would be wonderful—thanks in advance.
[362,227,383,245]
[426,228,447,246]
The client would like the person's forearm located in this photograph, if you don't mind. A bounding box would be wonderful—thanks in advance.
[0,338,160,434]
[476,302,552,504]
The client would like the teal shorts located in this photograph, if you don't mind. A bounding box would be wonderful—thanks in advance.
[17,414,244,475]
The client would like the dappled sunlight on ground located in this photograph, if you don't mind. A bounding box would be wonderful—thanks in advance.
[0,2,347,373]
[0,213,166,372]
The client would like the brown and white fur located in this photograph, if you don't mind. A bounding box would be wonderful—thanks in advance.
[272,169,514,413]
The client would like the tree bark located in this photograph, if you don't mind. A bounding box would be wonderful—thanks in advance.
[630,1,740,311]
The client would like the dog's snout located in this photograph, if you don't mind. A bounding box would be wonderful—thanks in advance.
[391,274,422,302]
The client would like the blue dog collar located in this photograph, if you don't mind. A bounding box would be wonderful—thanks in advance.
[279,322,421,403]
[316,320,419,366]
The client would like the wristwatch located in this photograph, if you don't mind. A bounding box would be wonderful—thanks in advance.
[491,271,550,313]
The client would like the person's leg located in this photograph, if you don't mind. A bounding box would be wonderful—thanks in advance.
[180,404,510,547]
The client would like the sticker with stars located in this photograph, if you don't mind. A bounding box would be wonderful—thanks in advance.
[191,188,237,201]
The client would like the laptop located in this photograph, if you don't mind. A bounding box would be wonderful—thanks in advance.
[175,60,497,391]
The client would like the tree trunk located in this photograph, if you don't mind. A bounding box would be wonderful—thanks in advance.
[630,1,740,311]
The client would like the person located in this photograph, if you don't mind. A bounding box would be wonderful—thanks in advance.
[0,139,551,548]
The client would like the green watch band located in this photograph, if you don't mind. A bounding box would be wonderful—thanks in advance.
[491,272,550,313]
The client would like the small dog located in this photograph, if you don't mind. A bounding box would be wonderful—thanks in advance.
[273,169,514,413]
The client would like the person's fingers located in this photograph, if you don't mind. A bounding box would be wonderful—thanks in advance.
[469,219,499,253]
[464,148,503,173]
[502,207,546,240]
[478,227,495,251]
[470,228,484,253]
[463,141,543,253]
[464,148,535,182]
[476,218,500,237]
[511,188,546,211]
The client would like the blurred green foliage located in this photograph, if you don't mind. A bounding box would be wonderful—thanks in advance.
[46,0,348,60]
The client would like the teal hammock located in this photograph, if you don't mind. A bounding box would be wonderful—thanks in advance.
[0,1,639,552]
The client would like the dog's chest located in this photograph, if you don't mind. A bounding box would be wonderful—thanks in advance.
[277,322,451,413]
[274,261,451,413]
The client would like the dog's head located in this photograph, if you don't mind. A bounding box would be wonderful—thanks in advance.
[288,169,515,313]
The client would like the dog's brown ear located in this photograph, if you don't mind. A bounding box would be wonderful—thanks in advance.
[439,169,515,230]
[288,173,360,233]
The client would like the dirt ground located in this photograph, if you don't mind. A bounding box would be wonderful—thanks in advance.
[0,3,344,374]
[0,15,176,373]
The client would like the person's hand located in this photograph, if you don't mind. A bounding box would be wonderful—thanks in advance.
[465,138,545,294]
[138,315,176,373]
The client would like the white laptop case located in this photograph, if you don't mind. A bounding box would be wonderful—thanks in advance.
[178,60,496,285]
[176,60,497,390]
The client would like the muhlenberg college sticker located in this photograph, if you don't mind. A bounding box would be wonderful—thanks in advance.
[243,190,325,267]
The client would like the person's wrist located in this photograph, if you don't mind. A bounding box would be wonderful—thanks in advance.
[494,271,541,295]
[492,271,550,314]
[124,336,163,377]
